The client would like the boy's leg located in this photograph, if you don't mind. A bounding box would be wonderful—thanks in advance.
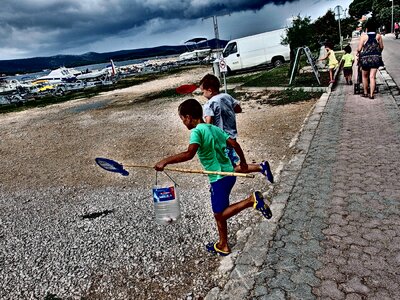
[226,146,274,183]
[329,68,334,82]
[208,176,238,254]
[213,214,229,252]
[235,161,274,183]
[213,194,256,253]
[213,192,272,252]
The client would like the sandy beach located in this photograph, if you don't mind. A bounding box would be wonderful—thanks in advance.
[0,65,317,299]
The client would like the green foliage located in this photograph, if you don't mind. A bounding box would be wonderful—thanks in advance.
[340,17,359,38]
[313,10,340,48]
[282,15,315,51]
[349,0,373,19]
[376,6,400,30]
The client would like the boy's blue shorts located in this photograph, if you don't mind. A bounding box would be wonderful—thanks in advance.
[210,176,236,214]
[225,147,240,166]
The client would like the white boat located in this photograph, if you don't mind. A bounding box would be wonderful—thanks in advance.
[34,67,79,84]
[178,37,212,61]
[178,49,212,61]
[0,76,21,94]
[76,68,109,80]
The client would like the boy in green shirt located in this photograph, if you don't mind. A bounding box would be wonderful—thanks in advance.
[154,98,272,256]
[340,45,354,85]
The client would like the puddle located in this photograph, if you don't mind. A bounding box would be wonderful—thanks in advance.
[69,99,111,113]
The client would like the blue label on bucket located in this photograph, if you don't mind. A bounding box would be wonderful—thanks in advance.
[153,186,176,203]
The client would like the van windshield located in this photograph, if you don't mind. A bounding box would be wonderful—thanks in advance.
[223,42,237,57]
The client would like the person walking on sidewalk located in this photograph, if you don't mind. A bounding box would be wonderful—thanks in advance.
[154,98,272,256]
[318,42,338,84]
[199,74,273,183]
[357,19,384,99]
[340,45,354,85]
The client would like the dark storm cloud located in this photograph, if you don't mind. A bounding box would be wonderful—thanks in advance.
[0,0,299,58]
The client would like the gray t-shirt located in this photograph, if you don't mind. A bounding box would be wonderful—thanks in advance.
[203,93,240,139]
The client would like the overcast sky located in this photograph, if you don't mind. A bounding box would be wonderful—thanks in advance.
[0,0,352,60]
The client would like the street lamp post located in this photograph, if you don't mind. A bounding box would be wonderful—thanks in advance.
[390,0,394,33]
[334,5,343,50]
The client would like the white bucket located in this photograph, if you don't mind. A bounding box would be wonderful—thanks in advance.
[152,183,181,225]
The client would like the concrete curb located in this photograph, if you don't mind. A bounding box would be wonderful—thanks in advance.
[234,86,328,93]
[378,67,400,107]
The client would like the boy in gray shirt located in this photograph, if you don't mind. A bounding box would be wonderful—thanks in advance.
[200,74,274,183]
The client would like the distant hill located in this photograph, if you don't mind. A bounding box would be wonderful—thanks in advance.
[0,39,228,75]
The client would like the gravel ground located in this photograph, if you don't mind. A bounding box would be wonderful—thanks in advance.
[0,66,317,299]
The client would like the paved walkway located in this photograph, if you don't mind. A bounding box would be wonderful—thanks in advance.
[207,63,400,298]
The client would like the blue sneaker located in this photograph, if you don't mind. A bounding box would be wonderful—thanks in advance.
[253,191,272,219]
[260,161,274,183]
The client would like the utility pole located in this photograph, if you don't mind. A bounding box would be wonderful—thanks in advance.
[392,0,394,33]
[334,5,343,51]
[212,16,220,53]
[203,13,230,58]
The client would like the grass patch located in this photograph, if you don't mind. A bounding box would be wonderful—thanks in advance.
[241,65,290,87]
[268,88,323,106]
[239,63,331,88]
[226,72,264,84]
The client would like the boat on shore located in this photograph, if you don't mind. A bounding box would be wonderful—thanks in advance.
[178,38,212,62]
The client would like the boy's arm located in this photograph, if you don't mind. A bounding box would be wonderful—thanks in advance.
[319,52,328,61]
[226,138,248,171]
[154,143,199,171]
[204,116,213,124]
[203,102,214,124]
[234,103,242,113]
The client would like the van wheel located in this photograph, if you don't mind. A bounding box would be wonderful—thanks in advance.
[273,58,284,67]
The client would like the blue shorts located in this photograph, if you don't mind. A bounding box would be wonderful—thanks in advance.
[210,176,236,214]
[225,147,240,166]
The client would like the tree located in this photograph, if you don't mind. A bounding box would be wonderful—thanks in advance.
[376,5,400,31]
[340,17,359,39]
[349,0,373,19]
[313,10,340,49]
[281,15,315,76]
[372,0,391,14]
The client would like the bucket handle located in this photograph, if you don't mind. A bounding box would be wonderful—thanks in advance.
[155,171,179,187]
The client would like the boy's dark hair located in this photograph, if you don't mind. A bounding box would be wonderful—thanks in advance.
[344,45,352,54]
[325,42,334,50]
[178,99,203,119]
[199,74,220,92]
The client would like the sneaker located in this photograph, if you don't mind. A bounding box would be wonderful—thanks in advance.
[260,161,274,183]
[349,80,353,85]
[253,191,272,219]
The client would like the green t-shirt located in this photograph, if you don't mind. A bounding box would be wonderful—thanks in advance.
[341,53,354,68]
[189,123,234,183]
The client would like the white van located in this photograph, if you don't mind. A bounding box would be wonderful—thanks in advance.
[222,28,290,74]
